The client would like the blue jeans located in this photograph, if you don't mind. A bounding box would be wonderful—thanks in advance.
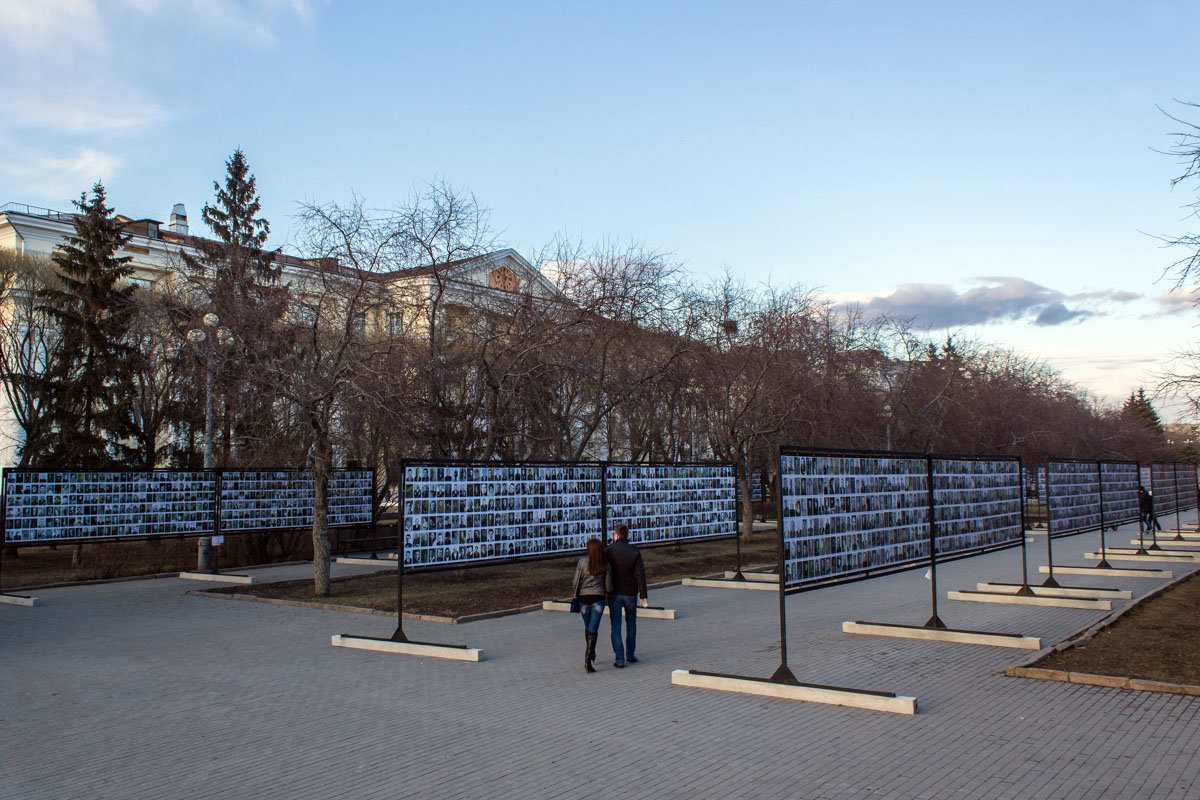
[579,600,605,633]
[608,594,638,664]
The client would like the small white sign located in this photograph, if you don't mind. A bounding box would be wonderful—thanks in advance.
[211,535,225,546]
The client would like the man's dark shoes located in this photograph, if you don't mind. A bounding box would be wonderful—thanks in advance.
[613,661,625,668]
[627,657,637,664]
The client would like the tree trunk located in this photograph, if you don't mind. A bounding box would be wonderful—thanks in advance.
[740,466,754,541]
[311,434,332,596]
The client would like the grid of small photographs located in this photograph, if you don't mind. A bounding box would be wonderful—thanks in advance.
[3,471,215,543]
[1178,465,1199,511]
[1047,461,1101,535]
[220,470,373,531]
[402,464,603,568]
[932,458,1022,556]
[750,469,764,503]
[1100,462,1139,526]
[780,453,931,589]
[605,464,736,545]
[1150,463,1180,515]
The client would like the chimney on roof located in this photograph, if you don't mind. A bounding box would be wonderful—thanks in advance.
[168,203,188,235]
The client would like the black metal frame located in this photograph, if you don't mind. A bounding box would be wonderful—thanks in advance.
[767,445,1026,683]
[1043,457,1102,584]
[385,457,738,644]
[393,458,737,575]
[1150,462,1199,543]
[217,468,375,534]
[775,446,1026,596]
[0,467,376,548]
[0,466,375,591]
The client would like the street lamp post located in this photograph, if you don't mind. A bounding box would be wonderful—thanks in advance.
[187,312,233,572]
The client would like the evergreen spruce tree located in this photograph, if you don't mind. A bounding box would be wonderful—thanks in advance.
[180,149,286,466]
[27,183,138,467]
[184,148,279,299]
[1123,387,1165,437]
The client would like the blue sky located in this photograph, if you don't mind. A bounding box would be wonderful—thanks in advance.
[3,1,1200,416]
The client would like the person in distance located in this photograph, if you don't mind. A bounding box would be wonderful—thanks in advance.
[571,538,611,674]
[1138,485,1162,532]
[605,524,649,668]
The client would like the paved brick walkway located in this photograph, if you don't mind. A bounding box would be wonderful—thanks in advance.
[3,517,1199,799]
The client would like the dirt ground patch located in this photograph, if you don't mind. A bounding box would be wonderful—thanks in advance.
[1039,572,1200,685]
[232,535,778,618]
[1,529,317,589]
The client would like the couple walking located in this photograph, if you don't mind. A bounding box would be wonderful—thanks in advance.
[571,524,648,673]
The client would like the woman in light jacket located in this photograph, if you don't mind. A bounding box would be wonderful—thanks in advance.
[572,538,611,673]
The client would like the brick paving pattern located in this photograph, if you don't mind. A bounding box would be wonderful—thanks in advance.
[2,517,1198,799]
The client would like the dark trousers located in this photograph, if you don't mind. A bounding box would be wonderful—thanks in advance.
[608,594,637,664]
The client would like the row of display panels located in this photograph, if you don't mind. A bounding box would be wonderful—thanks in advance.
[1150,462,1200,516]
[1044,460,1140,536]
[778,448,1023,590]
[401,461,736,568]
[2,470,375,544]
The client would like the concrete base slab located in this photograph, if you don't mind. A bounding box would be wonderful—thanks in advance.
[947,589,1111,610]
[334,556,398,567]
[670,669,916,715]
[0,593,38,607]
[976,582,1132,600]
[1040,565,1172,579]
[1158,529,1200,538]
[722,571,779,582]
[541,601,676,620]
[330,634,482,661]
[1129,538,1200,548]
[1085,551,1198,563]
[178,571,257,584]
[843,620,1041,650]
[682,577,777,591]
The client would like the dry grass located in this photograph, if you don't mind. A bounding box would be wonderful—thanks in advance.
[234,535,778,618]
[1040,572,1200,685]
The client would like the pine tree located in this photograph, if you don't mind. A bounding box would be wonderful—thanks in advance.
[27,183,138,467]
[1123,387,1165,437]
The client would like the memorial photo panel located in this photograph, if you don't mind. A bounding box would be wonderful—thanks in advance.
[1100,461,1139,527]
[1151,463,1180,516]
[3,471,216,543]
[1046,460,1101,535]
[604,464,737,545]
[1177,464,1199,512]
[779,452,931,590]
[402,463,604,568]
[219,469,373,531]
[932,458,1022,556]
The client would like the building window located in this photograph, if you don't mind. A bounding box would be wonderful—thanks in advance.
[351,311,367,334]
[387,312,404,336]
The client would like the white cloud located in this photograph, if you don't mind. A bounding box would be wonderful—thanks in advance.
[0,146,122,197]
[8,92,167,135]
[1153,286,1200,314]
[830,276,1141,329]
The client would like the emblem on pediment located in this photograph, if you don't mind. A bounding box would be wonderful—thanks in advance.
[489,266,520,293]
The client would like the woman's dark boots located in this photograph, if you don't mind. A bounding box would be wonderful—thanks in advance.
[584,632,597,673]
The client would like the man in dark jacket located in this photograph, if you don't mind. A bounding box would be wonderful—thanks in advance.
[605,524,648,667]
[1139,485,1162,532]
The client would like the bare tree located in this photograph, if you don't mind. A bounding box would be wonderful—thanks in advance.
[0,251,60,466]
[262,197,409,595]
